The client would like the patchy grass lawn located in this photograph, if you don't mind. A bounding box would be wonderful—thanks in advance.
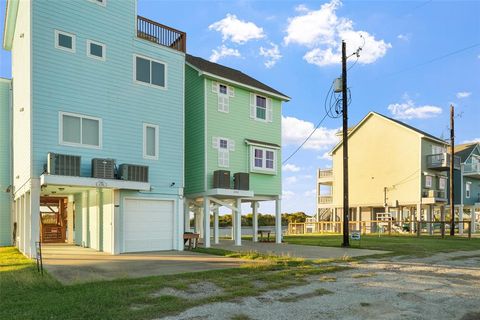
[283,234,480,257]
[0,247,344,320]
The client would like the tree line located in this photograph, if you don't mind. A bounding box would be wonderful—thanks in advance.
[190,212,310,227]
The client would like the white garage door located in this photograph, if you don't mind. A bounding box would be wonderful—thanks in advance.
[124,199,174,252]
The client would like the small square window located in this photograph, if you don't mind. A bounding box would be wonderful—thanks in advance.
[219,84,228,95]
[89,0,106,7]
[256,96,267,120]
[87,40,106,61]
[60,112,101,148]
[55,30,76,53]
[219,139,228,149]
[252,147,276,172]
[425,175,433,188]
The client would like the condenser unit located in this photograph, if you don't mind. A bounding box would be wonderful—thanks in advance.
[92,158,115,179]
[119,164,149,182]
[233,172,249,190]
[213,170,230,189]
[47,153,81,176]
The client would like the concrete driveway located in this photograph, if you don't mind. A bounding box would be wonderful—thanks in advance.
[41,244,244,284]
[211,240,387,260]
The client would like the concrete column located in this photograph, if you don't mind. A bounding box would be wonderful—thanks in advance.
[67,197,74,244]
[203,197,210,248]
[231,206,235,240]
[416,203,422,234]
[356,206,361,231]
[472,206,479,234]
[113,190,120,254]
[252,201,258,242]
[29,179,40,258]
[459,205,464,235]
[235,199,242,246]
[275,197,282,244]
[427,204,433,235]
[184,200,191,233]
[98,189,104,251]
[177,197,185,251]
[20,194,26,254]
[82,191,89,247]
[213,206,219,244]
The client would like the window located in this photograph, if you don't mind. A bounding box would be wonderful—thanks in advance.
[87,40,106,60]
[134,55,166,88]
[439,177,446,190]
[59,112,101,148]
[55,30,75,53]
[212,137,234,167]
[89,0,106,6]
[466,182,471,198]
[432,145,446,155]
[250,93,272,122]
[252,147,276,172]
[212,82,233,113]
[143,123,159,160]
[425,175,433,188]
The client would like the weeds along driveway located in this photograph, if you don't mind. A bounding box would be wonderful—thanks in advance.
[41,244,246,284]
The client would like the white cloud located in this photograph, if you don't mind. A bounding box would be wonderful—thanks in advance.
[295,4,309,12]
[282,116,340,150]
[463,138,480,143]
[259,42,282,68]
[209,14,265,44]
[387,99,442,120]
[304,189,317,197]
[397,34,410,41]
[285,176,298,185]
[209,45,241,63]
[317,152,332,160]
[282,164,301,172]
[284,0,391,67]
[282,190,295,200]
[456,91,472,99]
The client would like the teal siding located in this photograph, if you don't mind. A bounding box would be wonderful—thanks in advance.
[0,79,12,246]
[31,0,185,195]
[184,65,205,194]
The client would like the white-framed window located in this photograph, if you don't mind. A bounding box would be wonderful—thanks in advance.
[143,123,159,160]
[134,55,167,88]
[425,175,433,188]
[466,182,471,198]
[251,146,276,172]
[89,0,106,6]
[432,145,446,155]
[86,40,106,61]
[59,112,101,148]
[250,93,272,122]
[439,177,446,190]
[212,137,235,168]
[212,82,234,113]
[55,30,76,53]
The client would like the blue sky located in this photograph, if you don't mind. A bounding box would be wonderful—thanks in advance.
[1,0,479,215]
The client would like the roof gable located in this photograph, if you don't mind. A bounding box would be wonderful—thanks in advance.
[186,54,290,101]
[455,143,480,163]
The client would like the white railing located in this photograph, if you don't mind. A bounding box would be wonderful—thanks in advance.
[318,195,333,204]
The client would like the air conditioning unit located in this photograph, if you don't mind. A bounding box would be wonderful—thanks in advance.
[47,153,81,176]
[92,158,115,179]
[428,190,436,197]
[233,172,249,190]
[213,170,230,189]
[119,164,148,182]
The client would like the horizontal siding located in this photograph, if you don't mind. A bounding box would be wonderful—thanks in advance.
[184,65,205,195]
[0,80,12,245]
[31,0,184,195]
[205,78,282,196]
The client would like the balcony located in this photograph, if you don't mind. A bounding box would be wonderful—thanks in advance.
[318,195,333,205]
[421,189,447,204]
[464,162,480,178]
[317,168,333,185]
[137,16,186,53]
[426,153,461,171]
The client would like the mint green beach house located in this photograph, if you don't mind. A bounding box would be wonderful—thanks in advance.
[184,55,290,247]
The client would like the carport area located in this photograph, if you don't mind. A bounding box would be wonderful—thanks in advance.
[41,244,244,284]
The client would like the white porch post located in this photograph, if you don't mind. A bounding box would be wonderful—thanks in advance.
[235,199,242,246]
[113,190,120,254]
[184,199,191,233]
[473,205,479,234]
[203,197,210,248]
[427,204,433,235]
[275,197,282,244]
[459,205,464,235]
[416,203,422,234]
[213,206,219,244]
[177,196,185,251]
[231,206,235,240]
[29,179,40,258]
[252,201,258,242]
[67,196,74,244]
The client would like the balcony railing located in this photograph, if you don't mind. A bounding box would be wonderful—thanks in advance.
[422,189,446,199]
[137,15,186,53]
[318,195,333,204]
[464,162,480,176]
[318,169,333,178]
[426,153,461,171]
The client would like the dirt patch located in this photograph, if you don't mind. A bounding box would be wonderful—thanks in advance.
[151,281,223,300]
[277,288,333,302]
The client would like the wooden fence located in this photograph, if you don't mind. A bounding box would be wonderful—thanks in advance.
[288,220,473,238]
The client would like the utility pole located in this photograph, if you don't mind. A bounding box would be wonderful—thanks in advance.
[341,40,350,247]
[449,105,455,236]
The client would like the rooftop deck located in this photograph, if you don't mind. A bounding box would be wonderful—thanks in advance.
[137,15,186,53]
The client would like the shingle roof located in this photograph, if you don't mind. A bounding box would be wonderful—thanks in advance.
[454,143,478,162]
[186,54,290,100]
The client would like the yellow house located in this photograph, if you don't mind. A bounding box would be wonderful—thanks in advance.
[316,112,460,231]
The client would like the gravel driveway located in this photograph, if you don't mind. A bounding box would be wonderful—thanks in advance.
[159,250,480,320]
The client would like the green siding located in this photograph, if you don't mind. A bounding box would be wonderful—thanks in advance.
[0,79,12,246]
[205,78,282,196]
[184,65,205,194]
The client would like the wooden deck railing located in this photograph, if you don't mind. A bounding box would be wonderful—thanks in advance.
[137,15,186,53]
[288,220,474,238]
